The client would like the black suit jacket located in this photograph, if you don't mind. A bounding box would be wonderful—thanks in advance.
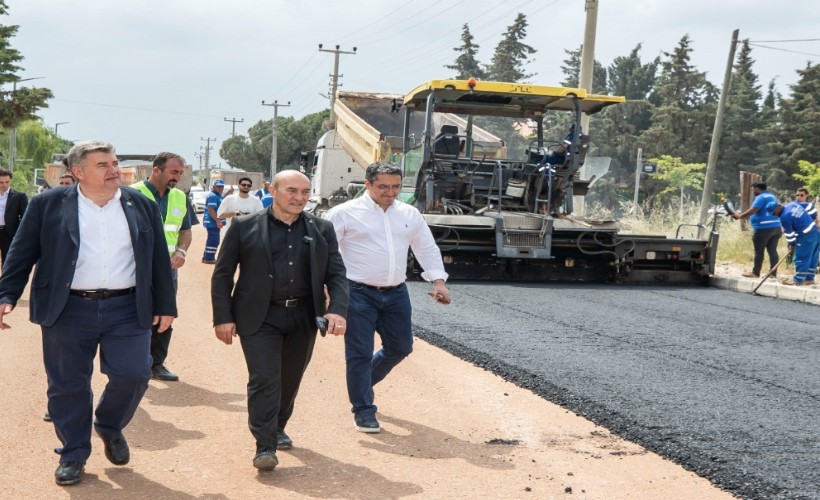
[211,210,348,336]
[3,189,28,237]
[0,185,177,328]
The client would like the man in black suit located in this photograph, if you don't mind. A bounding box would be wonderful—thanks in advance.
[211,170,348,472]
[0,141,177,486]
[0,168,28,267]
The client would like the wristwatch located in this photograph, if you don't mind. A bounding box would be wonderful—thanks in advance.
[174,247,188,258]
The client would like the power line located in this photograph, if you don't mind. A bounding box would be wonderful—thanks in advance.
[747,43,820,58]
[335,0,415,41]
[747,38,820,43]
[54,98,225,118]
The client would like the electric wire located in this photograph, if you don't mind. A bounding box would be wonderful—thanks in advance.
[747,43,820,58]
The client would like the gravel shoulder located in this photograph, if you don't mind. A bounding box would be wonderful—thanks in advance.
[0,226,733,499]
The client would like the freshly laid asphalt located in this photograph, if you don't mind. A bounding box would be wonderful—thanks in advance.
[406,281,820,500]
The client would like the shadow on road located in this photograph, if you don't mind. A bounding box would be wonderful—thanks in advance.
[143,380,246,413]
[66,467,228,499]
[359,414,516,470]
[127,407,205,452]
[257,447,422,499]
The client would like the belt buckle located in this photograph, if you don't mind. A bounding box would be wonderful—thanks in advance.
[284,298,299,307]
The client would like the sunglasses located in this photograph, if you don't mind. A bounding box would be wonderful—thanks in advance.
[239,183,252,188]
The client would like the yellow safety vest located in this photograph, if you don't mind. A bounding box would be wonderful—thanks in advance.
[131,181,188,256]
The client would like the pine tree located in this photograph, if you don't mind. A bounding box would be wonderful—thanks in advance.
[485,13,536,82]
[715,40,763,195]
[606,44,658,100]
[775,63,820,190]
[560,45,606,91]
[0,1,53,130]
[445,24,485,80]
[639,35,717,162]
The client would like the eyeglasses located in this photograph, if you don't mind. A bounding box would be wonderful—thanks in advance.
[239,183,252,188]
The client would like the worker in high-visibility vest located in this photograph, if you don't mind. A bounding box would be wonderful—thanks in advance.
[131,152,197,382]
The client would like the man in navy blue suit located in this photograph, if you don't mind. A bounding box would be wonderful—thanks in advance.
[0,140,177,486]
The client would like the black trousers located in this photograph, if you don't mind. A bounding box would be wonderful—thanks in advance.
[150,277,178,367]
[0,229,11,265]
[239,302,317,453]
[752,227,781,276]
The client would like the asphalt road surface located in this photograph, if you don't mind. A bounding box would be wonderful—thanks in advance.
[407,281,820,500]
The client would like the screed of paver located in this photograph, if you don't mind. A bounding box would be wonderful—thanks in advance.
[0,226,734,499]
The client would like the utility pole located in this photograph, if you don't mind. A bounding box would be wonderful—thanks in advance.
[8,76,46,171]
[577,0,599,134]
[575,0,599,216]
[318,44,357,123]
[632,147,643,213]
[201,137,216,182]
[223,117,244,137]
[261,100,291,180]
[698,29,740,226]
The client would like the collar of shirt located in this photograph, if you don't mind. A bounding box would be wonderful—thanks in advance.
[329,192,447,286]
[72,186,136,290]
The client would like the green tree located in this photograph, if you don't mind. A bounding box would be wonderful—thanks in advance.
[0,119,66,193]
[640,35,717,162]
[716,40,763,195]
[0,1,53,130]
[592,45,658,183]
[606,44,658,99]
[485,13,536,82]
[650,155,706,218]
[774,63,820,190]
[794,160,820,195]
[560,45,607,91]
[445,24,485,80]
[220,109,330,174]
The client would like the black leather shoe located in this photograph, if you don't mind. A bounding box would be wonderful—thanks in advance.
[276,430,293,450]
[100,433,130,465]
[152,365,179,381]
[55,461,84,486]
[252,450,278,471]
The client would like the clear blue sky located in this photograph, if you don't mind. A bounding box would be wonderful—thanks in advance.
[7,0,819,169]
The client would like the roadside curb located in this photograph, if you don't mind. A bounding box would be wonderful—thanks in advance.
[710,275,820,305]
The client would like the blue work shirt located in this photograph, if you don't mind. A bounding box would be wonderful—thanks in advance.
[203,190,225,228]
[750,191,780,230]
[778,201,819,246]
[261,194,274,209]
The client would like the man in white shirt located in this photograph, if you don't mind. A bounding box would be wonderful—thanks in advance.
[0,140,176,486]
[218,176,263,224]
[325,162,450,434]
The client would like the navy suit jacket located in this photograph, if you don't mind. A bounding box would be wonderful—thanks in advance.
[211,210,348,336]
[0,185,177,328]
[3,189,28,237]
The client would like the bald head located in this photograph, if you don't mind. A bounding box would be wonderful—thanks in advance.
[271,169,311,220]
[273,169,310,189]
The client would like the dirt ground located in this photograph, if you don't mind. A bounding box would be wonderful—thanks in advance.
[0,225,734,499]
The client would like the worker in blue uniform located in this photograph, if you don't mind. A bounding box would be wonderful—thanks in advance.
[202,180,226,264]
[769,201,820,285]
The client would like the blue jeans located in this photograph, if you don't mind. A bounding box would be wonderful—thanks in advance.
[42,294,151,463]
[203,226,221,262]
[345,282,413,416]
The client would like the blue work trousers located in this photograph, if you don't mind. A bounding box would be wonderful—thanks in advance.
[203,227,221,262]
[344,282,413,417]
[792,229,820,284]
[42,294,151,464]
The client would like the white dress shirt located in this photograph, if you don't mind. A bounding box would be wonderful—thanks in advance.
[71,186,137,290]
[0,190,8,226]
[325,192,448,286]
